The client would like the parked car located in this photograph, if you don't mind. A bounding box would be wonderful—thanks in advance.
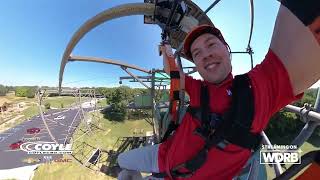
[9,140,24,150]
[54,115,65,120]
[27,127,40,134]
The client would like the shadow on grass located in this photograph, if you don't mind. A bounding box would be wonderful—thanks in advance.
[100,106,125,123]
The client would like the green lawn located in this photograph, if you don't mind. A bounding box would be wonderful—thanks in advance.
[71,113,153,156]
[43,96,81,108]
[97,99,108,108]
[33,158,113,180]
[22,104,40,119]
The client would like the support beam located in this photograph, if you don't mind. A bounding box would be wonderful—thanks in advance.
[70,55,151,74]
[121,66,151,89]
[284,105,320,123]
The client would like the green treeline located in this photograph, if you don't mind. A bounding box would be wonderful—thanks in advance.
[0,84,38,98]
[15,86,38,98]
[0,85,9,96]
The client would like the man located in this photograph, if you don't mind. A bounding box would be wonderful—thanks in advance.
[118,1,320,180]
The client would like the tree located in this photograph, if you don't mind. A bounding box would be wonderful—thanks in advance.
[0,85,7,96]
[26,88,36,98]
[98,86,150,121]
[15,86,37,98]
[44,102,51,109]
[293,88,317,107]
[5,86,15,92]
[15,87,28,97]
[265,88,319,144]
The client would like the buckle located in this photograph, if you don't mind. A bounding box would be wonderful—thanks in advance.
[194,127,211,139]
[171,163,193,178]
[209,113,222,128]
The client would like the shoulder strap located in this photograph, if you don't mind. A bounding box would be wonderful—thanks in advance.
[222,74,261,150]
[152,74,262,179]
[161,83,210,142]
[200,84,210,127]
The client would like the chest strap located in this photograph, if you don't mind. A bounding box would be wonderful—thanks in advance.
[153,74,262,179]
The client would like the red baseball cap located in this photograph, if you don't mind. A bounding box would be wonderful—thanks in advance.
[183,24,229,61]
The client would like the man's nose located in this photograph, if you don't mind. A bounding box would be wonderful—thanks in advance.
[202,50,212,61]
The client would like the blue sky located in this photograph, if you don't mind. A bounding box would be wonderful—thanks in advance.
[1,0,310,88]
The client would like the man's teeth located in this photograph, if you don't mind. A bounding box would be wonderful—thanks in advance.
[206,63,218,70]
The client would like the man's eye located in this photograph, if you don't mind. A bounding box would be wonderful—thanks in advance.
[193,52,200,58]
[209,43,216,47]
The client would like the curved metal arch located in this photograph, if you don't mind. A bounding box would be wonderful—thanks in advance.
[248,0,255,69]
[69,55,151,74]
[247,0,255,48]
[59,3,156,90]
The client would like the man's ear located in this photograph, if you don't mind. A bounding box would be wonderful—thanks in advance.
[192,60,198,70]
[226,45,232,61]
[194,63,201,73]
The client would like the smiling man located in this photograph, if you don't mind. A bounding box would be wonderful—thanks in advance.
[188,28,231,84]
[117,1,320,180]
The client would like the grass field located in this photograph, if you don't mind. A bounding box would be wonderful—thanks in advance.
[97,99,108,109]
[43,96,81,108]
[33,112,153,180]
[33,158,113,180]
[22,104,40,119]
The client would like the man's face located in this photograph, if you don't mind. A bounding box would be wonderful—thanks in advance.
[190,33,231,84]
[309,16,320,45]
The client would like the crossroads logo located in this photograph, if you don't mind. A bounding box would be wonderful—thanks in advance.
[260,144,302,164]
[20,141,72,154]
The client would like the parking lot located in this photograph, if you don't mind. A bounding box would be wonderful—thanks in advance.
[0,107,90,169]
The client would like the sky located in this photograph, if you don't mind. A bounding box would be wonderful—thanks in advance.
[0,0,318,88]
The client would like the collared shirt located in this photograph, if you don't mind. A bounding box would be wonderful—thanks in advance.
[158,50,303,180]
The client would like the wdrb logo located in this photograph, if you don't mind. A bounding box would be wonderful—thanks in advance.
[260,150,301,164]
[20,142,72,154]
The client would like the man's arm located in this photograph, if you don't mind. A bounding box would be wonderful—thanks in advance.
[270,1,320,96]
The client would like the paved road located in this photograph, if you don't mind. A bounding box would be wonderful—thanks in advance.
[0,107,92,170]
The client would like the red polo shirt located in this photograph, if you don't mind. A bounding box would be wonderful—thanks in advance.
[157,50,303,180]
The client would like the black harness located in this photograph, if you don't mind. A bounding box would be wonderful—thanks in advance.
[154,74,262,179]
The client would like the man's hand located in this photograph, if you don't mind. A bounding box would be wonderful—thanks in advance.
[160,44,186,90]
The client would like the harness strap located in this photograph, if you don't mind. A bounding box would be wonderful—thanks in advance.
[222,74,261,151]
[315,151,320,165]
[200,84,210,129]
[160,121,179,143]
[154,74,262,178]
